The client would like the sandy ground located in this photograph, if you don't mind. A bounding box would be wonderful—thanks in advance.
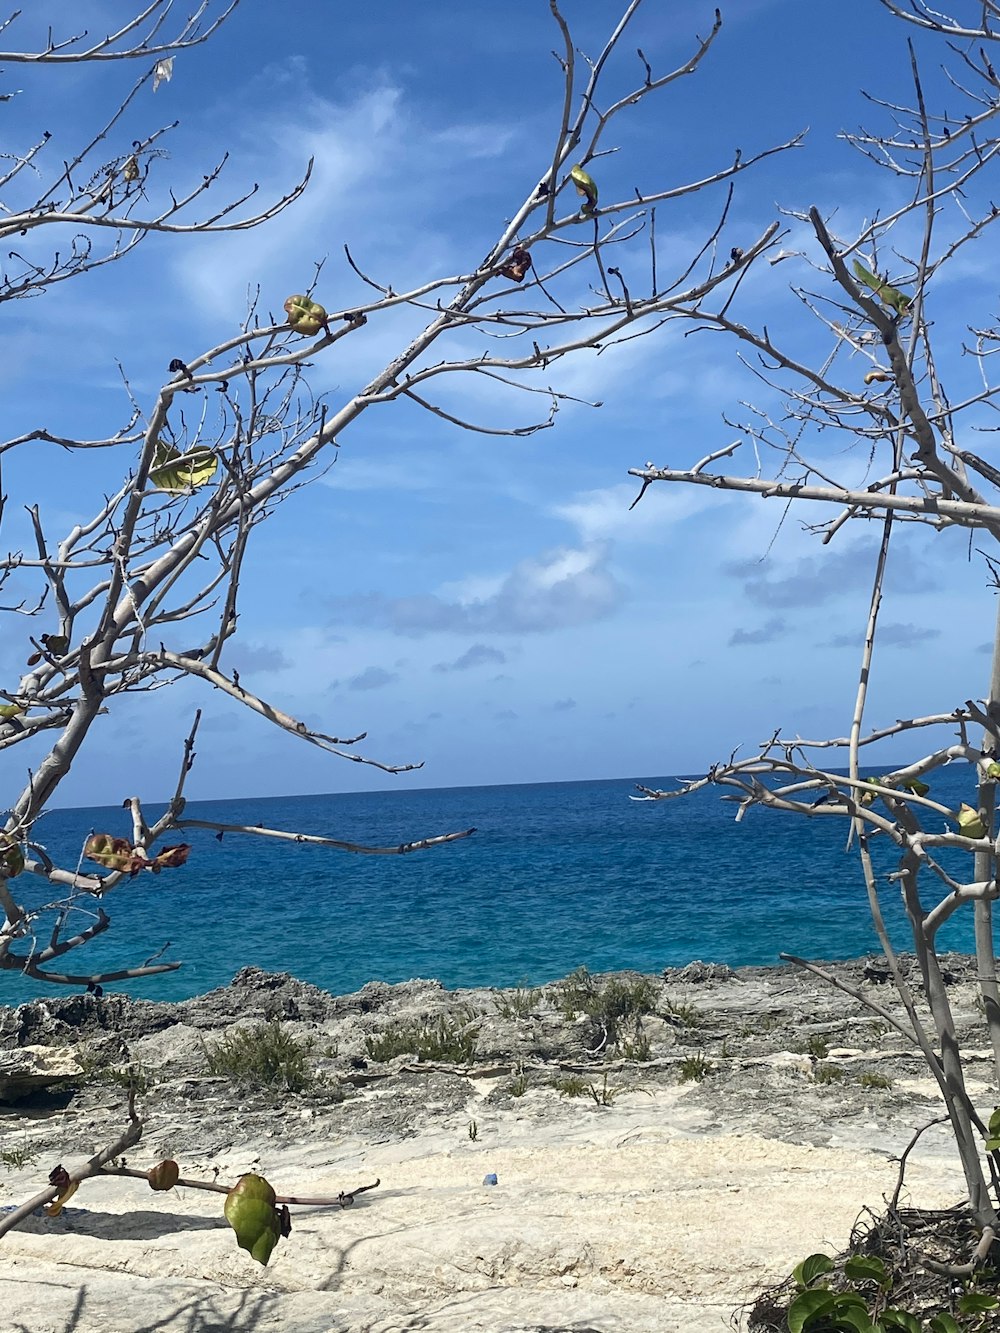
[2,1086,969,1332]
[0,962,985,1331]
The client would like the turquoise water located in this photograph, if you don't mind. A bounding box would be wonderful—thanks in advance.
[0,771,981,1002]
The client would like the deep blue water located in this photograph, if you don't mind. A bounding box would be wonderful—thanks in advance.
[0,770,983,1003]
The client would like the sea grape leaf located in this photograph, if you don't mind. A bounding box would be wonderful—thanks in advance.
[843,1254,888,1287]
[149,844,191,872]
[793,1253,835,1288]
[147,1159,180,1191]
[284,294,329,336]
[0,702,23,720]
[900,777,929,796]
[44,1179,79,1217]
[928,1316,962,1333]
[987,760,1000,781]
[0,837,24,877]
[851,259,911,316]
[499,245,532,282]
[224,1173,282,1266]
[150,441,219,493]
[957,1293,999,1314]
[83,835,189,877]
[828,1309,875,1333]
[879,1309,921,1333]
[989,1106,1000,1137]
[84,834,137,873]
[570,164,598,214]
[788,1288,837,1333]
[956,803,987,839]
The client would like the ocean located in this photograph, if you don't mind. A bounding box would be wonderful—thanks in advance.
[0,770,982,1004]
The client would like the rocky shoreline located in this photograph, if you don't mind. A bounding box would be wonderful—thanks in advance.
[0,956,985,1332]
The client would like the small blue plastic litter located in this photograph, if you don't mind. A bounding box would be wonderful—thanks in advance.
[482,1172,498,1186]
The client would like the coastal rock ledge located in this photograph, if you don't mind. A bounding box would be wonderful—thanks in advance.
[0,958,982,1332]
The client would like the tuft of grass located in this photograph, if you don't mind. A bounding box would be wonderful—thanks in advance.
[555,967,657,1047]
[663,998,704,1028]
[813,1062,846,1085]
[858,1070,893,1090]
[793,1034,830,1060]
[1,1145,38,1171]
[588,1073,619,1106]
[508,1070,530,1098]
[551,1073,589,1098]
[77,1052,154,1095]
[618,1028,652,1062]
[678,1053,714,1084]
[365,1013,478,1065]
[494,986,540,1020]
[205,1019,313,1093]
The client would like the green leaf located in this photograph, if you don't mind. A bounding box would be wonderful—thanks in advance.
[844,1255,889,1287]
[831,1294,868,1312]
[832,1311,874,1333]
[0,702,24,720]
[0,837,24,878]
[900,777,929,797]
[851,259,911,316]
[794,1253,836,1288]
[984,1136,1000,1151]
[958,1293,999,1314]
[879,1310,921,1333]
[789,1288,837,1333]
[988,1106,1000,1137]
[986,761,1000,781]
[83,833,136,873]
[150,441,218,493]
[283,293,329,336]
[569,164,598,213]
[928,1315,962,1333]
[956,802,987,839]
[224,1173,282,1266]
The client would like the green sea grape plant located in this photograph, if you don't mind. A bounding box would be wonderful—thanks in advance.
[632,0,1000,1249]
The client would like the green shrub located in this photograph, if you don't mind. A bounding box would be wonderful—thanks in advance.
[205,1019,313,1093]
[1,1145,38,1171]
[494,986,540,1020]
[364,1013,478,1064]
[555,967,657,1046]
[858,1070,893,1090]
[663,998,704,1028]
[813,1062,846,1085]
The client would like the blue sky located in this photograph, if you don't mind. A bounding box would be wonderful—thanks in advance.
[5,0,998,807]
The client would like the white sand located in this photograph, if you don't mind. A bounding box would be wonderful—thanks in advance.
[1,1086,966,1332]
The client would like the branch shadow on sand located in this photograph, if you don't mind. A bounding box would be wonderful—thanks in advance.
[11,1285,300,1333]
